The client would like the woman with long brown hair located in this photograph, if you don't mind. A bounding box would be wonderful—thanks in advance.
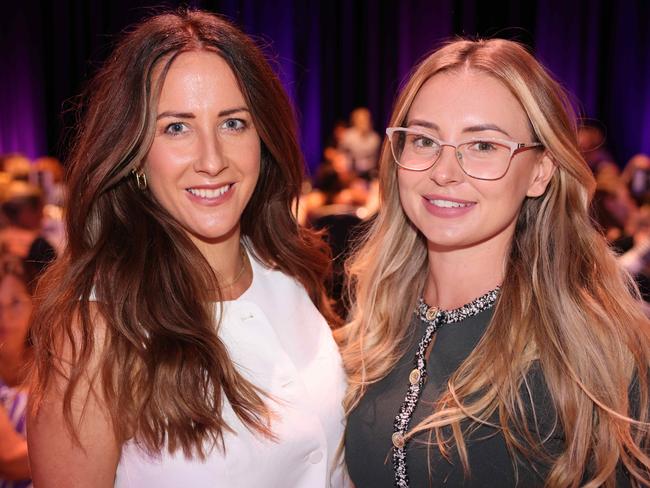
[27,10,347,488]
[340,39,650,487]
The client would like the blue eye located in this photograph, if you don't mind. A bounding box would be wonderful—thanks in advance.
[164,122,188,136]
[221,119,246,131]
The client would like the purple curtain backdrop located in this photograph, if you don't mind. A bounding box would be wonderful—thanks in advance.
[536,0,650,161]
[2,0,649,170]
[1,5,46,159]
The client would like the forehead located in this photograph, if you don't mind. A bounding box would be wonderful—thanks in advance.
[407,69,530,137]
[155,50,246,108]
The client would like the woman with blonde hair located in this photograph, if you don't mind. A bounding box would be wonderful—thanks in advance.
[341,38,650,487]
[27,9,347,488]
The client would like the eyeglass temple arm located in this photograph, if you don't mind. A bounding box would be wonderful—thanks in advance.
[515,142,543,154]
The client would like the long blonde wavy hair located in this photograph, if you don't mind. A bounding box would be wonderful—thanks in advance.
[338,38,650,487]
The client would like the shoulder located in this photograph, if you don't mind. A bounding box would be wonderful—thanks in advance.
[227,254,344,393]
[243,254,335,345]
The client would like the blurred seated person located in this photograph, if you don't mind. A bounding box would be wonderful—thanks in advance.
[0,173,12,204]
[326,121,353,178]
[577,122,614,174]
[1,156,31,183]
[617,205,650,303]
[0,182,57,288]
[591,162,637,241]
[306,147,369,221]
[32,157,65,207]
[0,254,33,487]
[0,182,45,258]
[305,148,372,316]
[621,153,650,206]
[30,158,66,255]
[326,120,350,152]
[339,107,380,180]
[38,204,64,258]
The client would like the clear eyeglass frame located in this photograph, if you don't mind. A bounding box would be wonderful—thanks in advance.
[385,127,544,181]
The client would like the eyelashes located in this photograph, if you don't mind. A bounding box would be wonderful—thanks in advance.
[164,122,189,136]
[162,118,248,137]
[221,119,247,131]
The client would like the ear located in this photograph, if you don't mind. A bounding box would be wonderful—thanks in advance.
[526,152,556,197]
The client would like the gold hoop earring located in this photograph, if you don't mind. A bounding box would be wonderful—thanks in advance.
[132,169,147,191]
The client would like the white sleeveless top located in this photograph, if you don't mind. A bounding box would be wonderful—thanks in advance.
[114,252,349,487]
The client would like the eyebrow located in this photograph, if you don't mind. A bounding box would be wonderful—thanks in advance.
[462,123,512,138]
[156,111,194,120]
[406,119,439,131]
[156,107,250,120]
[219,107,250,117]
[406,119,512,138]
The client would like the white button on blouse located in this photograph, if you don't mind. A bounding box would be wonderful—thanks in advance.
[115,251,350,487]
[308,450,324,464]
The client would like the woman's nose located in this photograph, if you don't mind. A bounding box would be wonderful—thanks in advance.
[428,144,464,185]
[194,134,228,175]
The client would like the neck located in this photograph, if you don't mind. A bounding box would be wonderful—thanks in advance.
[424,235,510,310]
[190,226,242,275]
[188,226,251,300]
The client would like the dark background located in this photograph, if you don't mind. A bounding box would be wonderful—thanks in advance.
[2,0,649,172]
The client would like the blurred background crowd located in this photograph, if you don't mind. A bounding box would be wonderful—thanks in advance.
[0,154,63,486]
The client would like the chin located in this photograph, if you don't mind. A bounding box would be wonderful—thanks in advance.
[421,228,467,245]
[424,233,476,250]
[185,222,240,243]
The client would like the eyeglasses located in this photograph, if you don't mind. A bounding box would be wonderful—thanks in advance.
[385,127,543,181]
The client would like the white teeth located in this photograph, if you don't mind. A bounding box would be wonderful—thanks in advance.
[429,199,471,208]
[187,184,231,199]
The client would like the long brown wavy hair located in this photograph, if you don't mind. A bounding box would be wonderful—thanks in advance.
[339,39,650,487]
[29,9,337,457]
